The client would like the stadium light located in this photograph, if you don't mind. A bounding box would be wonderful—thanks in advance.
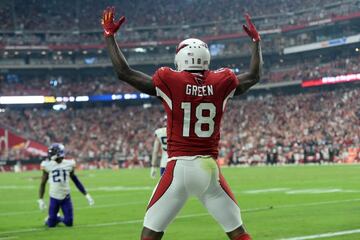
[53,103,67,111]
[44,96,56,103]
[124,93,137,99]
[302,73,360,87]
[0,93,154,105]
[111,94,122,100]
[134,48,147,53]
[0,96,45,104]
[139,93,150,99]
[143,103,152,109]
[75,96,89,102]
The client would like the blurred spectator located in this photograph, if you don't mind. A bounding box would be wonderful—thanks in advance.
[1,88,359,164]
[1,54,359,96]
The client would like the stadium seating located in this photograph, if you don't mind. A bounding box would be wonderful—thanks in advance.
[0,0,359,165]
[1,54,359,96]
[1,88,359,164]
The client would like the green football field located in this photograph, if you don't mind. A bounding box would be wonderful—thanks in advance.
[0,164,359,240]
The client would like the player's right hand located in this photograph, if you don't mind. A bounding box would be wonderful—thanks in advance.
[243,13,261,42]
[37,199,46,211]
[150,167,157,179]
[101,6,126,37]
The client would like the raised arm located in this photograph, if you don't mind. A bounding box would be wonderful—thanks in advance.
[235,14,263,96]
[102,7,156,96]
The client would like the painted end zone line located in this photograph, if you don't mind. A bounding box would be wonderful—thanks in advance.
[280,229,360,240]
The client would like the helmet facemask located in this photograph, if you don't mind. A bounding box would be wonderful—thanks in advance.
[48,143,65,161]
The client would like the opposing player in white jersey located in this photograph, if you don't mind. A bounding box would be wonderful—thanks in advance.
[150,127,168,178]
[38,143,94,227]
[103,7,261,240]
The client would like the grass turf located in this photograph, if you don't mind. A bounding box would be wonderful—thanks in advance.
[0,164,359,240]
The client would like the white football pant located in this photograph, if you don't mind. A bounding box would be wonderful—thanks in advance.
[143,156,243,232]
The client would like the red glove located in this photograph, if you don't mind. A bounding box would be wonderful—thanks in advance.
[101,6,126,37]
[242,14,261,42]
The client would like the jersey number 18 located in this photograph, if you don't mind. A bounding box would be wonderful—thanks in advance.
[181,102,216,138]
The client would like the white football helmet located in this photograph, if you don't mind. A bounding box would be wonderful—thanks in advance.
[174,38,210,71]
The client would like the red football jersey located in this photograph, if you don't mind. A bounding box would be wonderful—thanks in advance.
[152,67,239,159]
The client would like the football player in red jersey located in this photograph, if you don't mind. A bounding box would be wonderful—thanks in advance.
[102,7,262,240]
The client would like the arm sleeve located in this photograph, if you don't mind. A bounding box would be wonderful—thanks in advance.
[71,160,76,169]
[71,174,87,195]
[40,161,48,172]
[70,160,87,195]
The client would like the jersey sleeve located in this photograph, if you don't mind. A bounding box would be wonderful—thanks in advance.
[224,68,239,99]
[40,161,49,172]
[152,67,173,110]
[70,160,76,170]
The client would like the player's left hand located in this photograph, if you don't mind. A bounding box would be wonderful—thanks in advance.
[243,13,261,42]
[86,194,95,206]
[37,199,47,211]
[101,6,126,37]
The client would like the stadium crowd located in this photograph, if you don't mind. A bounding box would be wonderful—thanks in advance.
[0,0,359,45]
[1,54,359,96]
[1,0,359,168]
[1,0,356,30]
[0,73,136,96]
[264,54,360,83]
[1,87,359,165]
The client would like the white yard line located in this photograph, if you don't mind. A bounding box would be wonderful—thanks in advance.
[0,237,18,240]
[279,229,360,240]
[0,228,40,235]
[1,198,360,236]
[0,201,146,217]
[0,192,140,205]
[269,198,360,210]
